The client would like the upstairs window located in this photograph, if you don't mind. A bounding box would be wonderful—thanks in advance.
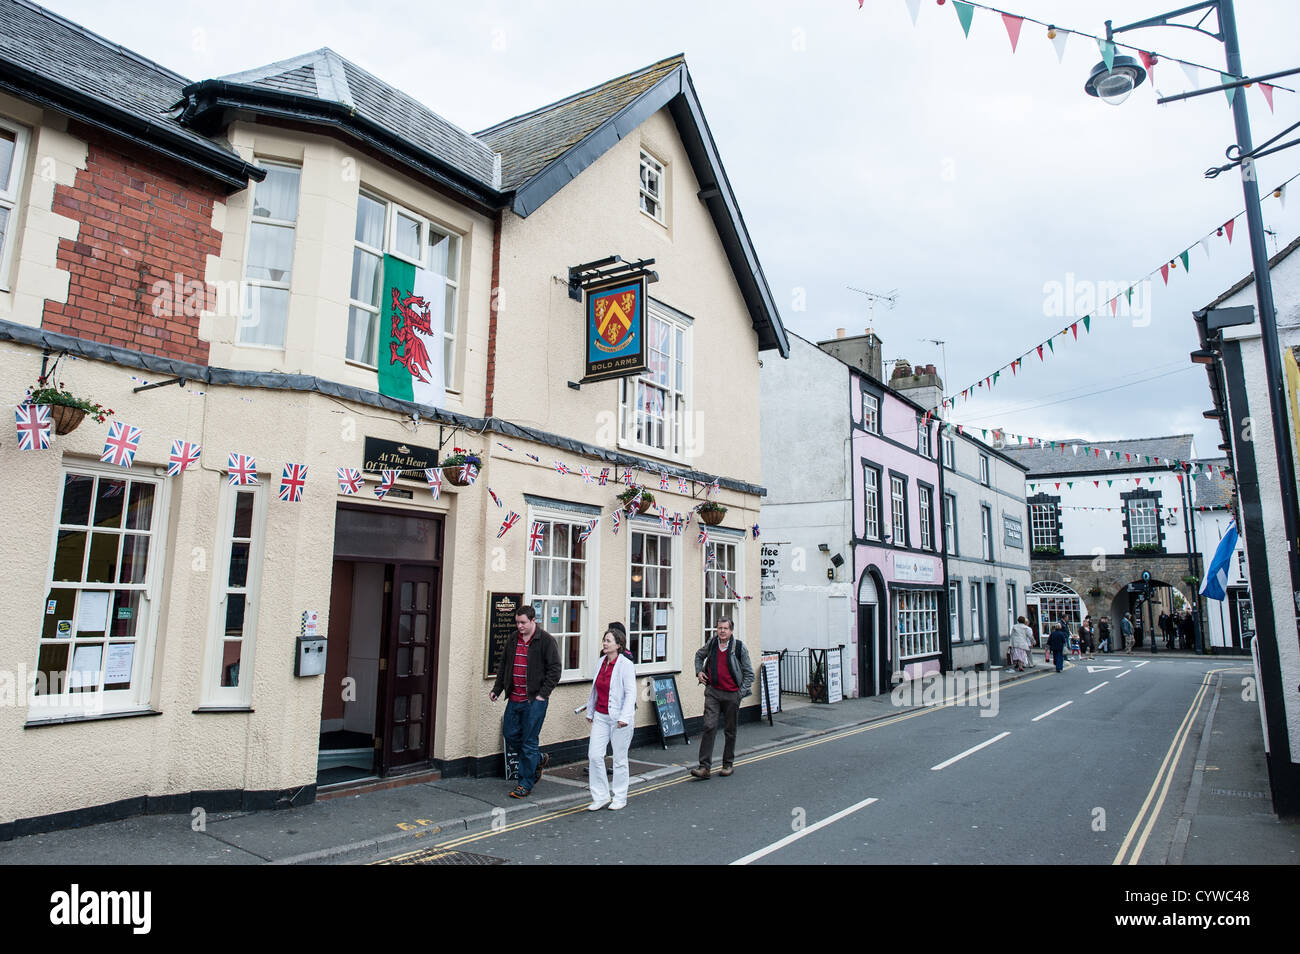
[640,150,665,224]
[0,117,30,291]
[1029,497,1061,551]
[979,454,990,486]
[919,486,933,550]
[917,418,931,457]
[1126,496,1161,548]
[864,465,881,541]
[891,475,907,546]
[863,393,879,434]
[241,162,300,347]
[942,433,954,468]
[620,307,688,458]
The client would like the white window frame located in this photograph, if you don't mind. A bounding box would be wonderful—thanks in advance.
[942,433,954,469]
[943,493,957,556]
[1030,503,1059,549]
[201,480,269,707]
[917,418,931,457]
[949,582,962,643]
[347,193,462,391]
[639,149,666,225]
[982,505,994,561]
[891,475,907,547]
[525,506,600,681]
[703,537,743,645]
[896,589,940,660]
[919,486,933,551]
[0,116,30,293]
[864,465,881,541]
[1006,580,1017,634]
[627,523,680,674]
[239,160,301,349]
[1127,497,1160,547]
[618,303,691,461]
[31,463,170,720]
[863,393,880,434]
[979,454,990,486]
[970,581,982,643]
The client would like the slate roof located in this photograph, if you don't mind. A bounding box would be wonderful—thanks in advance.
[1191,457,1235,509]
[216,50,500,189]
[0,0,250,182]
[1002,435,1195,477]
[477,55,684,190]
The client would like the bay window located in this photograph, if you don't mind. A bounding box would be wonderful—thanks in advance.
[620,305,689,458]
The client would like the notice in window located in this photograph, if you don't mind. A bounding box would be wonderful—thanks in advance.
[76,591,111,633]
[104,643,134,687]
[69,644,102,690]
[655,631,667,660]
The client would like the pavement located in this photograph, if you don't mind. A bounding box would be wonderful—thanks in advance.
[2,648,1297,865]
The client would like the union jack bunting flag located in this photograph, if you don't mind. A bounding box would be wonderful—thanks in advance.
[226,452,258,485]
[705,543,716,565]
[678,476,688,494]
[425,467,442,500]
[460,462,478,485]
[659,472,670,491]
[497,442,514,452]
[598,467,609,486]
[622,470,634,486]
[526,453,540,462]
[14,404,51,451]
[628,489,642,514]
[577,518,598,544]
[338,468,364,495]
[698,526,710,547]
[497,510,520,539]
[752,524,760,539]
[101,420,142,468]
[580,466,592,484]
[658,506,670,529]
[167,439,201,476]
[374,469,398,499]
[708,479,719,498]
[554,461,569,476]
[671,513,684,536]
[488,487,502,508]
[279,463,308,502]
[528,520,545,553]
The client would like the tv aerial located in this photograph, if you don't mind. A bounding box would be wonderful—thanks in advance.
[847,286,897,329]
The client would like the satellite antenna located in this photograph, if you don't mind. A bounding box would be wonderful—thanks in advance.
[847,286,897,330]
[920,337,949,394]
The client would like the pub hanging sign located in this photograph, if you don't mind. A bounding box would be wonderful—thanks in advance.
[584,275,647,383]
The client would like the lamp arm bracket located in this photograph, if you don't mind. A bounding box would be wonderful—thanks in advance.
[1108,1,1222,42]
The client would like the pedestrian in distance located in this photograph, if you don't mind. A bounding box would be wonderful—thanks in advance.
[489,605,561,799]
[585,622,637,811]
[1122,613,1135,655]
[1098,616,1111,654]
[690,617,754,780]
[1009,616,1033,672]
[1047,619,1068,673]
[1080,615,1095,660]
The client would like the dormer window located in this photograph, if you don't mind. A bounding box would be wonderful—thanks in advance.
[640,150,665,224]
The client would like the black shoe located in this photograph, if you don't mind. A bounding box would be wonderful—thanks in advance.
[534,752,550,783]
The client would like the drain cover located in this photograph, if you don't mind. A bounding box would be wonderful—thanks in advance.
[379,848,508,865]
[1209,789,1269,800]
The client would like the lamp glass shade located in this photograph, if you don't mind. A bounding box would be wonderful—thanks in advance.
[1085,56,1148,105]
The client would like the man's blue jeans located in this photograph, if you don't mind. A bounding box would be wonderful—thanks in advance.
[1053,649,1064,672]
[503,697,548,791]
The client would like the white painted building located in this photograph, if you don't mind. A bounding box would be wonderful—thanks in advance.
[938,428,1031,670]
[1192,462,1250,652]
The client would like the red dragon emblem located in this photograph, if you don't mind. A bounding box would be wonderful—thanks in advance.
[389,287,434,382]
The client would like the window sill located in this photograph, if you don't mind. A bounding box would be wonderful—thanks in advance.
[192,706,255,714]
[345,359,378,372]
[24,707,162,729]
[616,438,684,467]
[639,208,667,229]
[234,341,286,352]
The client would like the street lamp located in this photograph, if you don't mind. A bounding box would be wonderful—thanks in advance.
[1084,56,1148,105]
[1090,0,1300,813]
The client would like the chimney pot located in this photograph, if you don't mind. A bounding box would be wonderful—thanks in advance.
[836,328,846,339]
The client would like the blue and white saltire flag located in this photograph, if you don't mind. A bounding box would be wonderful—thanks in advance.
[1200,519,1239,601]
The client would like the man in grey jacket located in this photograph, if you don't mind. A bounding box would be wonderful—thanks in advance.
[690,618,754,779]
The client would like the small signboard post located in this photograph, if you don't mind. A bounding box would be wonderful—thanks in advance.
[650,675,688,749]
[759,652,781,723]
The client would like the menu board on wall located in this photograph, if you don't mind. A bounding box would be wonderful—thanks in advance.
[484,592,525,678]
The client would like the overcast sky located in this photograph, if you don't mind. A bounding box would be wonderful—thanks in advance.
[40,0,1300,457]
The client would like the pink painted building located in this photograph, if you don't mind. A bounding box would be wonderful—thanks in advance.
[849,366,946,694]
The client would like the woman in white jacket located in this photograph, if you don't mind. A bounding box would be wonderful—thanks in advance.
[586,622,637,811]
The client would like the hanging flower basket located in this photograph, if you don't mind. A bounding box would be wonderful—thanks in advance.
[699,501,728,526]
[617,486,655,513]
[439,453,480,487]
[28,381,113,435]
[49,405,87,435]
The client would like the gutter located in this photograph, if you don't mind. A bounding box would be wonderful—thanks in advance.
[180,81,506,213]
[0,63,263,190]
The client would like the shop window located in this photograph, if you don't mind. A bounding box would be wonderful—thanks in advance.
[629,529,674,666]
[896,589,940,659]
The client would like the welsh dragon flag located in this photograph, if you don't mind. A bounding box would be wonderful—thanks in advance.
[379,254,445,407]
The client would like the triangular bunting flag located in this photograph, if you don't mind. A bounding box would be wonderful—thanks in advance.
[1220,73,1236,105]
[1160,264,1169,285]
[953,1,975,37]
[1099,39,1116,72]
[903,0,921,26]
[1071,322,1078,340]
[1050,27,1069,63]
[1002,14,1023,52]
[1200,238,1211,259]
[1260,82,1275,113]
[1139,50,1157,85]
[1037,344,1044,360]
[1047,338,1054,353]
[1094,481,1099,488]
[1110,297,1118,316]
[1126,286,1134,305]
[1083,315,1091,333]
[1107,480,1113,487]
[1181,60,1201,90]
[1180,250,1190,272]
[1224,218,1235,243]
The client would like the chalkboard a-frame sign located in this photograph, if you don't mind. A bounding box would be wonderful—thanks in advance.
[650,675,689,748]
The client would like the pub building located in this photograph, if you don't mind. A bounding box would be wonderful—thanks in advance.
[0,1,787,837]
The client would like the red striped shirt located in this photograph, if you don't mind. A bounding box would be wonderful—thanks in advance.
[509,638,530,702]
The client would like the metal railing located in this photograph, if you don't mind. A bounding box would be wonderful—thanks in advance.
[770,646,845,703]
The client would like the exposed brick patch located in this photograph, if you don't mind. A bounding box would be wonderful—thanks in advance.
[44,124,226,365]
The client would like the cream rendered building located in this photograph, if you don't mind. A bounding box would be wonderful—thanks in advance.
[0,1,786,836]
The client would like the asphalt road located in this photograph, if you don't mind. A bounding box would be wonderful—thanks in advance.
[373,657,1227,865]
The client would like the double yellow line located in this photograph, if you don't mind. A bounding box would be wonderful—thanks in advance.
[378,670,1056,862]
[1112,669,1227,865]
